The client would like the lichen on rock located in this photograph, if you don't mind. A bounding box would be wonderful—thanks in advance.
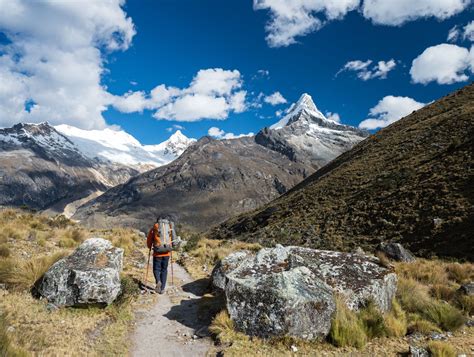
[38,238,123,307]
[212,245,397,339]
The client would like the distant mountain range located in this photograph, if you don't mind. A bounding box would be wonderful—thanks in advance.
[73,94,368,231]
[210,84,474,261]
[0,123,194,215]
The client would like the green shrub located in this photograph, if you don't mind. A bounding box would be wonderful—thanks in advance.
[0,244,10,258]
[424,301,465,331]
[329,297,367,349]
[384,299,407,337]
[427,341,456,357]
[407,317,442,334]
[454,293,474,315]
[58,237,76,248]
[115,275,140,305]
[359,300,387,338]
[183,233,202,252]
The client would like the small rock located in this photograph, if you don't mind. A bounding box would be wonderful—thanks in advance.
[459,282,474,296]
[0,283,6,290]
[377,242,415,262]
[457,354,466,357]
[192,334,198,340]
[46,303,59,312]
[354,247,365,255]
[465,319,474,327]
[409,345,429,357]
[291,345,298,352]
[430,332,447,341]
[6,326,15,333]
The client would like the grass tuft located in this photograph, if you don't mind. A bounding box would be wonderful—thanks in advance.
[384,299,407,337]
[329,297,367,349]
[427,341,456,357]
[0,311,28,357]
[0,244,11,258]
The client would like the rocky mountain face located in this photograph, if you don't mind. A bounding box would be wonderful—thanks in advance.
[73,136,309,231]
[210,84,474,261]
[0,123,194,215]
[73,94,367,231]
[257,93,368,170]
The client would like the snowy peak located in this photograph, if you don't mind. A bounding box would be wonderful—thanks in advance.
[294,93,319,113]
[144,130,196,160]
[270,93,328,130]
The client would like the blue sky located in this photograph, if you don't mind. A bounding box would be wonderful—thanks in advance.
[0,0,473,144]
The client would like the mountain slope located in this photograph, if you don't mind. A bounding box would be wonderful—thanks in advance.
[73,94,367,231]
[210,84,474,260]
[0,123,194,214]
[73,136,309,231]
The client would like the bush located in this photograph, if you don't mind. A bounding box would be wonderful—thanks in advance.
[446,263,473,284]
[407,317,442,334]
[115,275,140,305]
[209,310,235,337]
[384,299,407,337]
[58,238,76,248]
[431,284,457,301]
[397,277,431,312]
[359,301,387,339]
[424,301,465,331]
[0,244,10,258]
[0,252,66,290]
[427,341,456,357]
[454,294,474,315]
[329,297,367,349]
[71,229,85,243]
[183,233,202,253]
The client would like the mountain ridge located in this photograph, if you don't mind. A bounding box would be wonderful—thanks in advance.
[210,83,474,260]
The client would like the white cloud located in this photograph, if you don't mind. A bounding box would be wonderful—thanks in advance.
[264,91,287,105]
[207,127,254,140]
[254,0,471,47]
[253,0,360,47]
[113,68,248,122]
[325,111,341,122]
[0,0,135,129]
[362,0,470,26]
[463,21,474,41]
[166,124,185,132]
[359,95,426,130]
[410,43,474,85]
[337,59,397,80]
[447,25,461,42]
[275,109,283,117]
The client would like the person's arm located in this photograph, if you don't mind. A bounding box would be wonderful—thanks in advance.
[146,229,153,250]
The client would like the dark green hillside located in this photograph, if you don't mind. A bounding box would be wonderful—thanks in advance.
[210,84,474,261]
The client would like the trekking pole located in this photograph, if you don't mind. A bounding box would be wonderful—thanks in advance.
[170,250,175,287]
[144,247,152,286]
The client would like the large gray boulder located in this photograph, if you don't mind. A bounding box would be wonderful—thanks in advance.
[38,238,123,307]
[212,245,397,339]
[377,242,415,262]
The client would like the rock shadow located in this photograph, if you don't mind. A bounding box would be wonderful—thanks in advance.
[163,292,225,336]
[181,278,211,297]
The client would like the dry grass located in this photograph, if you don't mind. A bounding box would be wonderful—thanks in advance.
[0,208,146,356]
[0,310,28,357]
[384,299,407,337]
[329,296,367,349]
[427,341,456,357]
[181,236,261,279]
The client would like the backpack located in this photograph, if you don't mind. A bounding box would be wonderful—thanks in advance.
[152,219,176,254]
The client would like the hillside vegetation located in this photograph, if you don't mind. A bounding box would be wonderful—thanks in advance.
[210,84,474,260]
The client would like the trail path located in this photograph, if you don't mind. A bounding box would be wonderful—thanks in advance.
[131,264,213,357]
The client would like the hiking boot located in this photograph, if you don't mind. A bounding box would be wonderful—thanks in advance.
[159,288,165,295]
[155,282,161,292]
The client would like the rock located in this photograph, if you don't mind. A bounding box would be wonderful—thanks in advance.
[458,282,474,296]
[377,242,415,262]
[409,345,429,357]
[212,245,397,339]
[429,332,447,341]
[291,345,298,352]
[354,247,365,255]
[38,238,123,307]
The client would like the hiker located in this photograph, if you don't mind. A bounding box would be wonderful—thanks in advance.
[146,218,173,294]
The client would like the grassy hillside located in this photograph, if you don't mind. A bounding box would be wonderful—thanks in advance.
[0,208,148,355]
[210,84,474,260]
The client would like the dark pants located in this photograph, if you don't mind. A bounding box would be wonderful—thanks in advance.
[153,256,169,289]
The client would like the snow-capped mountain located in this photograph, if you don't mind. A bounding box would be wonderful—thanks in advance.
[0,122,195,215]
[257,93,369,170]
[55,125,196,170]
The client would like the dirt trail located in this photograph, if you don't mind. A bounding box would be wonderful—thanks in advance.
[131,263,213,357]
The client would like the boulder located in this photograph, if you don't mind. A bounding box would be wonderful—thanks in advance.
[459,282,474,296]
[38,238,123,307]
[212,245,397,339]
[377,242,415,262]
